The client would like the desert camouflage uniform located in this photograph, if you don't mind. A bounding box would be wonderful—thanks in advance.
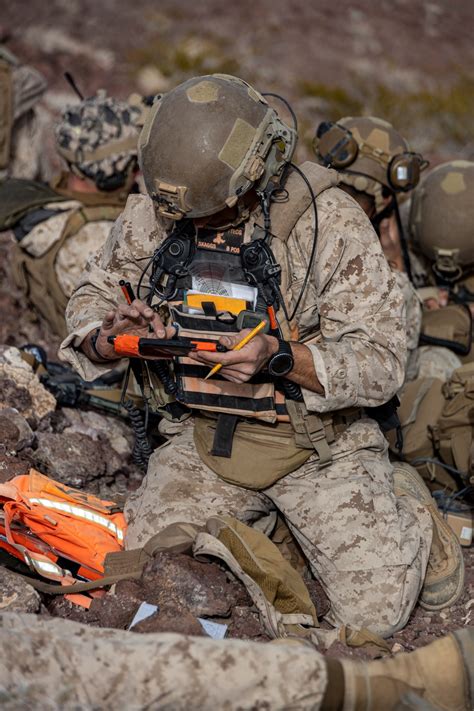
[0,46,51,182]
[393,269,422,380]
[11,93,141,336]
[0,612,327,709]
[61,183,432,638]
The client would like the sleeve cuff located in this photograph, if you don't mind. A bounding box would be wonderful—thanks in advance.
[300,343,359,412]
[59,321,118,381]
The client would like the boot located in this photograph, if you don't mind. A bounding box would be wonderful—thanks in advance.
[324,628,473,711]
[392,462,464,610]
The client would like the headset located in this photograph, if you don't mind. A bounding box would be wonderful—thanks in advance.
[313,121,428,193]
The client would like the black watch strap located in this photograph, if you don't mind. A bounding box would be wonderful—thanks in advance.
[268,339,294,377]
[90,327,107,361]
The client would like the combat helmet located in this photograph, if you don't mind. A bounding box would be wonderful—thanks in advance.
[410,160,474,280]
[313,116,426,211]
[55,90,141,191]
[138,74,297,219]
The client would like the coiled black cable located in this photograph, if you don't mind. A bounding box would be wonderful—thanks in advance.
[122,400,153,470]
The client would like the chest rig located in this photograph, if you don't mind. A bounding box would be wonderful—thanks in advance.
[148,218,290,425]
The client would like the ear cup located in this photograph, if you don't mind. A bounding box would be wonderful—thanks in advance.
[313,122,359,168]
[388,153,424,192]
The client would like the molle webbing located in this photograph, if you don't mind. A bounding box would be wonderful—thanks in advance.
[171,306,284,423]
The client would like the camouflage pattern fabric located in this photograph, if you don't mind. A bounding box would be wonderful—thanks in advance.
[0,46,50,181]
[125,422,431,638]
[417,346,462,381]
[55,90,141,182]
[393,270,422,381]
[60,177,432,636]
[17,199,113,298]
[0,612,327,710]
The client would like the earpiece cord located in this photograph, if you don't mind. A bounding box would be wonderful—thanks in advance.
[287,163,319,322]
[262,93,298,132]
[136,254,155,302]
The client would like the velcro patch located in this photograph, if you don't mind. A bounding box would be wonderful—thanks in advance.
[218,118,255,170]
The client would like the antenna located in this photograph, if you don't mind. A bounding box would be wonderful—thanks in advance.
[64,71,84,101]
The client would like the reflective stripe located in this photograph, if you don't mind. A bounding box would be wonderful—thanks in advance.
[26,557,63,577]
[28,498,124,542]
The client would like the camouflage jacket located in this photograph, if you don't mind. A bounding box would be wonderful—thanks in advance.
[60,181,406,425]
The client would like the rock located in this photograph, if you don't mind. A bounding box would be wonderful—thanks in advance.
[226,605,270,642]
[305,579,331,619]
[0,453,31,483]
[33,431,108,489]
[0,567,40,613]
[0,346,56,420]
[62,408,134,457]
[391,642,404,654]
[48,591,139,630]
[0,408,34,452]
[132,606,205,637]
[140,552,251,618]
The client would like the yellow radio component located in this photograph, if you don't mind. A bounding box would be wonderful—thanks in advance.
[186,292,247,315]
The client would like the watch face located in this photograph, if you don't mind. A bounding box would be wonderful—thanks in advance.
[270,352,294,377]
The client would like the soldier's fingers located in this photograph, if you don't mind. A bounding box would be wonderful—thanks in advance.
[116,304,147,323]
[101,310,116,329]
[130,300,167,337]
[218,330,252,349]
[219,369,250,383]
[192,345,254,366]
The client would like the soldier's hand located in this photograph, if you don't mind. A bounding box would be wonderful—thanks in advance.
[189,331,279,383]
[86,300,175,361]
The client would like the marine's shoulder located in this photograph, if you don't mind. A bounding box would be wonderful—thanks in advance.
[120,193,170,234]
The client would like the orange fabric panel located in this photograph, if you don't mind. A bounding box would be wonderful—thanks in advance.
[0,470,126,580]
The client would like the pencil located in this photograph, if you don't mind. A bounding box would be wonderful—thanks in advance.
[204,319,267,380]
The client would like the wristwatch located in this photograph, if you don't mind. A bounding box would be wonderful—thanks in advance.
[267,339,294,377]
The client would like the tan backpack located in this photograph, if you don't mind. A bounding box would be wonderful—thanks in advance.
[419,303,472,357]
[11,204,123,338]
[391,363,474,491]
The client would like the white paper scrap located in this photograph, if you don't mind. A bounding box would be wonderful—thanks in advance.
[198,618,228,640]
[129,602,159,630]
[460,526,472,541]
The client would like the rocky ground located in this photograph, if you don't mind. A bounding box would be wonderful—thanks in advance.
[0,0,472,664]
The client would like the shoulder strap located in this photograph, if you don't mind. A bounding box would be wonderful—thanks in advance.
[8,522,200,595]
[0,178,68,229]
[270,161,339,244]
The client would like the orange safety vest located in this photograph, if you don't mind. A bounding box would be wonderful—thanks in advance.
[0,469,126,592]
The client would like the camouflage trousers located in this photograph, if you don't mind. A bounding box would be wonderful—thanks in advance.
[125,422,432,637]
[0,612,327,710]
